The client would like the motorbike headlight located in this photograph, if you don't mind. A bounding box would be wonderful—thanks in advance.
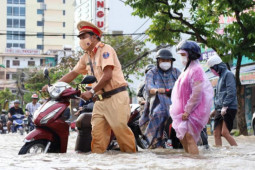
[40,107,62,124]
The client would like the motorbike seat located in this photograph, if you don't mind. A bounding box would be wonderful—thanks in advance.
[76,112,92,129]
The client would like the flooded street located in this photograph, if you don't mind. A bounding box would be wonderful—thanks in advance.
[1,132,255,170]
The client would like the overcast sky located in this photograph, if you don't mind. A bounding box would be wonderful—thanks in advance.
[107,0,150,34]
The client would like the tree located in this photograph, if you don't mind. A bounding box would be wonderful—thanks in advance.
[0,88,15,108]
[104,35,152,82]
[126,0,255,135]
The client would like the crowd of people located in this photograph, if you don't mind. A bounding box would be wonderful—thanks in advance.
[0,20,238,155]
[137,41,238,154]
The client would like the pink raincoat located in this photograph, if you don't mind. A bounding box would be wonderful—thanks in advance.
[170,60,213,142]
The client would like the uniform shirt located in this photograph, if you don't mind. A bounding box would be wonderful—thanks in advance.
[73,42,127,92]
[25,102,41,116]
[9,107,24,116]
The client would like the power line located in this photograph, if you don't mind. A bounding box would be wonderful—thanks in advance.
[113,19,150,50]
[133,18,150,33]
[0,32,145,37]
[117,0,126,3]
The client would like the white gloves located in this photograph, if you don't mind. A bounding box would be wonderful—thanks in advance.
[221,107,228,116]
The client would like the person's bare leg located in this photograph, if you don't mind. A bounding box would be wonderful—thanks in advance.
[185,133,199,155]
[221,121,237,146]
[7,121,12,132]
[180,135,188,153]
[213,121,223,146]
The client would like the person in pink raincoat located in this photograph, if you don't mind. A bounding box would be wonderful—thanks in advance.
[170,40,213,154]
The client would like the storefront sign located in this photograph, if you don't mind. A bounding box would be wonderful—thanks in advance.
[96,0,105,29]
[209,71,255,87]
[240,71,255,85]
[5,48,40,55]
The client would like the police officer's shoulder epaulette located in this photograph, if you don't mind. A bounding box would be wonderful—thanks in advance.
[99,43,105,48]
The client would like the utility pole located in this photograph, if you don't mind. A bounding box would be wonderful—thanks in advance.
[16,70,25,108]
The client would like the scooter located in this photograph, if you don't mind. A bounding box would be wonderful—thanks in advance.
[75,103,148,152]
[0,113,8,134]
[18,68,96,155]
[11,114,25,135]
[23,113,35,134]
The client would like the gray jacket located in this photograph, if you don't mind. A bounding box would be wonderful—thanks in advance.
[214,63,237,110]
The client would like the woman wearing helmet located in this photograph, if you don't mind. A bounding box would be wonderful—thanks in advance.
[140,49,181,149]
[170,40,213,154]
[207,54,237,147]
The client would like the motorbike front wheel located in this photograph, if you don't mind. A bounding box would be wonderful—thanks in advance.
[18,140,48,155]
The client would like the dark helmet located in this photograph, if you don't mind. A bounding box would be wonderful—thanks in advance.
[145,64,154,74]
[156,49,176,61]
[176,40,201,60]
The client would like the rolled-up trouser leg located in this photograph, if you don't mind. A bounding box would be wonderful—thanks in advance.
[91,101,111,153]
[91,91,136,153]
[104,91,136,153]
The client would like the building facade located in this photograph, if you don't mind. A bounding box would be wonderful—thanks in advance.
[0,0,75,53]
[0,48,56,92]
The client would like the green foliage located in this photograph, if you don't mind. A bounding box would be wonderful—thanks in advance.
[0,88,15,107]
[126,0,255,62]
[103,36,152,81]
[23,92,33,105]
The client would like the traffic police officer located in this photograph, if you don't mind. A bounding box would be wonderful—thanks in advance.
[55,21,136,153]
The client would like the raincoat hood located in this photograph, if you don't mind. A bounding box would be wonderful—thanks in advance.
[213,62,228,75]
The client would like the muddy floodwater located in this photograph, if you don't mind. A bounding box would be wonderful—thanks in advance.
[0,132,255,170]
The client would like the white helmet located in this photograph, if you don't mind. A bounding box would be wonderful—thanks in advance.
[207,54,222,68]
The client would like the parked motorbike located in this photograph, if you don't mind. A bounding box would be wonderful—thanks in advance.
[163,117,209,149]
[11,114,25,135]
[23,114,35,134]
[0,113,8,134]
[75,103,148,152]
[18,68,96,155]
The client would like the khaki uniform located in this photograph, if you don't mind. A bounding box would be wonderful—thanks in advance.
[73,42,136,153]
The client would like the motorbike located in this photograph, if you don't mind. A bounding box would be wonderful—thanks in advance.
[23,112,35,134]
[11,114,25,135]
[0,113,8,134]
[18,68,96,155]
[163,117,209,149]
[75,102,148,152]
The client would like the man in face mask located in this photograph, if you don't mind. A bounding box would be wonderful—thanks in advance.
[42,21,136,153]
[139,49,181,148]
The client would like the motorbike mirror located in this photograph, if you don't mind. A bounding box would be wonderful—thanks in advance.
[43,68,49,78]
[81,75,97,84]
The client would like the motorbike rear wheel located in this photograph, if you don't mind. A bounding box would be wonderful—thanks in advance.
[136,136,148,149]
[18,140,47,155]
